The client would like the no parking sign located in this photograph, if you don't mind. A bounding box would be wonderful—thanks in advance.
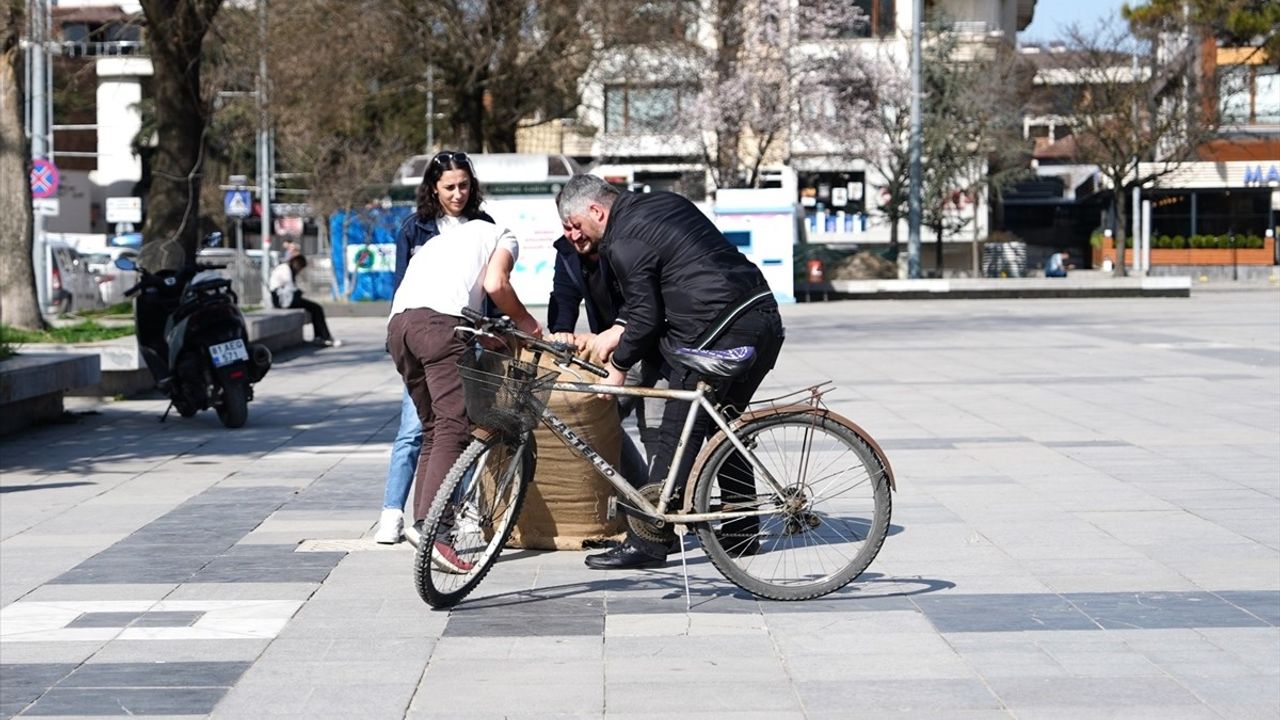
[30,158,59,199]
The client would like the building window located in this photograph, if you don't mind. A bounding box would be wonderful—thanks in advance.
[617,0,698,43]
[797,82,873,132]
[1219,64,1280,125]
[799,0,895,39]
[604,84,693,134]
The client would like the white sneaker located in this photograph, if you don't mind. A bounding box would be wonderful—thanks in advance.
[374,508,403,544]
[403,520,423,548]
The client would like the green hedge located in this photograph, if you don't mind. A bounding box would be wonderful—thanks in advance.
[1152,234,1264,249]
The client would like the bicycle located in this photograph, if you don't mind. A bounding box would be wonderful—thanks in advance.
[410,308,896,608]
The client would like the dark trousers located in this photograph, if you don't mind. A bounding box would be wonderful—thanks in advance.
[631,304,786,556]
[387,308,470,521]
[617,359,664,488]
[273,291,332,342]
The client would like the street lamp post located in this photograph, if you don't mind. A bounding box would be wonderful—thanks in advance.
[906,0,924,279]
[257,0,273,304]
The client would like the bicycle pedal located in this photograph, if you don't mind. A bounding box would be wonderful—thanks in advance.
[606,496,617,520]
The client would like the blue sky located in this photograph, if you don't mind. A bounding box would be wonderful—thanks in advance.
[1019,0,1131,43]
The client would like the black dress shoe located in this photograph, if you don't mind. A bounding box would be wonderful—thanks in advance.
[584,542,667,570]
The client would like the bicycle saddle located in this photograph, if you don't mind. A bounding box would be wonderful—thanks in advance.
[671,346,756,379]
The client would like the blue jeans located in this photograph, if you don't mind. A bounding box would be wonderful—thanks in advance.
[382,388,422,510]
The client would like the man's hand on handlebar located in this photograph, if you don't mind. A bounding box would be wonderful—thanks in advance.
[597,361,626,400]
[586,325,624,364]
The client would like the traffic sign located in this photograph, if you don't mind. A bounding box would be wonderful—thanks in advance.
[224,189,252,218]
[105,196,142,223]
[31,158,59,199]
[33,198,60,216]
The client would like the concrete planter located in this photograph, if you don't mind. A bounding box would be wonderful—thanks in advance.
[0,353,101,435]
[1094,237,1276,267]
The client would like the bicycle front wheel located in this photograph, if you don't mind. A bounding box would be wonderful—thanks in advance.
[414,433,534,608]
[692,412,891,601]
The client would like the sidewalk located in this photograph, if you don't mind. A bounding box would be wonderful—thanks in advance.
[2,292,1277,718]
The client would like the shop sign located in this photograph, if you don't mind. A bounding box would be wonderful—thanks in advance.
[1243,164,1280,186]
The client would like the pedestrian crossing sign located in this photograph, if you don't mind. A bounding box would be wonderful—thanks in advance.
[224,189,252,218]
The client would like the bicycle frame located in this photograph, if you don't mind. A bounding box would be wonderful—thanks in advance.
[533,375,790,527]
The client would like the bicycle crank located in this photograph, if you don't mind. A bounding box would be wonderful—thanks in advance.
[624,483,674,545]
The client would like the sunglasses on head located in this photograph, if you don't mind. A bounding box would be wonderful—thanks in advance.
[432,151,471,169]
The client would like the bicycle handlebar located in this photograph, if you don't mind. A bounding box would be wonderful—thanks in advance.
[460,307,610,378]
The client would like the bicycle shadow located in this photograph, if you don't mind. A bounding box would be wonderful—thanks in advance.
[446,563,954,615]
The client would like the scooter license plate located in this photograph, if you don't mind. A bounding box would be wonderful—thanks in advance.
[210,339,249,367]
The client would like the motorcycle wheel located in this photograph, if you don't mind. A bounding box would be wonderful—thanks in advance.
[216,380,249,429]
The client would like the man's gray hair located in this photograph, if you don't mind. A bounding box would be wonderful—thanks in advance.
[556,174,619,221]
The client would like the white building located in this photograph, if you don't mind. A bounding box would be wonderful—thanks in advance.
[563,0,1036,250]
[38,1,148,245]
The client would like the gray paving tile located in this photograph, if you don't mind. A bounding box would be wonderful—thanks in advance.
[60,661,251,688]
[795,678,1003,712]
[914,593,1099,632]
[607,681,800,713]
[23,687,228,716]
[1217,590,1280,625]
[444,612,604,637]
[1065,591,1270,630]
[65,611,202,628]
[0,663,76,717]
[985,676,1204,708]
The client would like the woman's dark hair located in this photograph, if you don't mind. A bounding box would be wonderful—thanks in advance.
[416,150,484,220]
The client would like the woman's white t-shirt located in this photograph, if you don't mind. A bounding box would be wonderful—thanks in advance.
[389,219,519,319]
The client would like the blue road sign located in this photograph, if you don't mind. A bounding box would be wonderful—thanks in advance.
[224,189,252,218]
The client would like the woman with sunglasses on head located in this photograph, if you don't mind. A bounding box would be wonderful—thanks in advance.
[376,151,539,547]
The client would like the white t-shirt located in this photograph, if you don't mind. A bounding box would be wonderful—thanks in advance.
[390,219,519,319]
[268,262,297,306]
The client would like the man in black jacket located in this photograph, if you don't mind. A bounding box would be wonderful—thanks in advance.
[557,174,786,570]
[546,233,661,485]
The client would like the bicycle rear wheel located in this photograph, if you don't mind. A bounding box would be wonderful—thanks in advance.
[414,433,534,608]
[691,412,891,601]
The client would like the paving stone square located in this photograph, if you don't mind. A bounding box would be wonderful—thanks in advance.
[2,291,1278,718]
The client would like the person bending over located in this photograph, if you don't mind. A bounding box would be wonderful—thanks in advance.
[556,174,786,570]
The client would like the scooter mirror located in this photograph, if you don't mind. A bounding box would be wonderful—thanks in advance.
[115,256,138,271]
[203,231,225,248]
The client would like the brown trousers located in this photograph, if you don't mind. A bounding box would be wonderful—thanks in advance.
[387,308,469,521]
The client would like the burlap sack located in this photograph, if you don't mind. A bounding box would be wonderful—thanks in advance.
[506,353,627,550]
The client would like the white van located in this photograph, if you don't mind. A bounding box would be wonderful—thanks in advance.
[394,153,578,304]
[45,241,104,316]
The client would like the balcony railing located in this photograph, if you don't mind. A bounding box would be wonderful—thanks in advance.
[52,40,145,58]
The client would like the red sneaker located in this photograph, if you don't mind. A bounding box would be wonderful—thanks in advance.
[431,540,474,574]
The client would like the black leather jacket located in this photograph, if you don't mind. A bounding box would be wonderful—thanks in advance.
[600,191,772,370]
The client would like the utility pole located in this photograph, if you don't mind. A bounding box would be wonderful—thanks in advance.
[257,0,272,303]
[426,65,434,152]
[27,0,51,311]
[907,0,924,279]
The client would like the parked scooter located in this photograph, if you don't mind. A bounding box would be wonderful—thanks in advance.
[117,233,271,428]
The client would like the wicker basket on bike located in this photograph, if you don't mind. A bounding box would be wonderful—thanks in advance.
[457,348,558,436]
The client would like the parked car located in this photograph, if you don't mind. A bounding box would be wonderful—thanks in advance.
[83,247,140,307]
[45,242,104,317]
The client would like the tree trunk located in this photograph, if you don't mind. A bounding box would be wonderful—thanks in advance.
[1112,186,1128,278]
[137,0,222,272]
[935,225,944,276]
[0,5,43,330]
